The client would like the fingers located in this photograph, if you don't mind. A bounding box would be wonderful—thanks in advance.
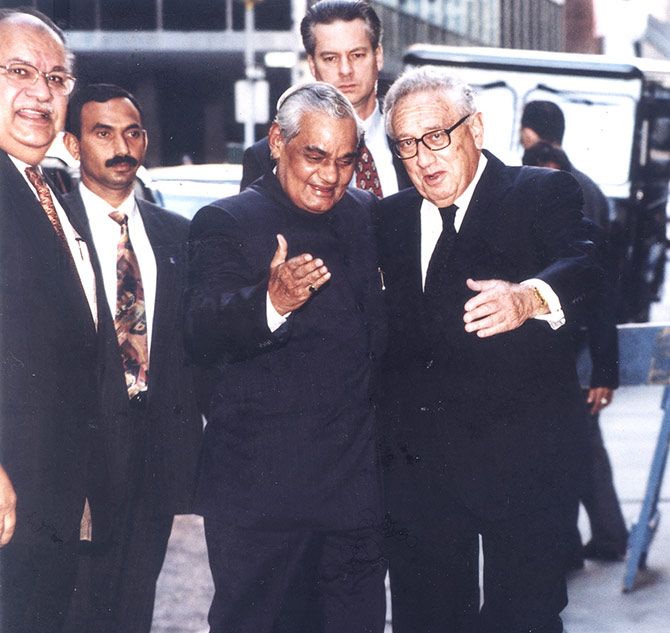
[0,466,16,547]
[463,279,534,338]
[269,234,288,270]
[267,235,331,315]
[587,387,614,415]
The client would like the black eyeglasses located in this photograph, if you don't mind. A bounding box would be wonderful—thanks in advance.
[0,62,76,96]
[391,114,471,160]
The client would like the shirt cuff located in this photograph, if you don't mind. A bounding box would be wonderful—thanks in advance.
[267,291,290,332]
[522,279,565,330]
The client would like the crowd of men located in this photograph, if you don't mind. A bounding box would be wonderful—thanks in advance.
[0,3,616,633]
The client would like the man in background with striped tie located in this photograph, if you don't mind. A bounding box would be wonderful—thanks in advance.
[240,0,412,197]
[62,83,202,633]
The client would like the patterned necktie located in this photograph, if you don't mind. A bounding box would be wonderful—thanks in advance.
[109,211,149,399]
[25,166,68,244]
[424,204,458,297]
[355,141,384,199]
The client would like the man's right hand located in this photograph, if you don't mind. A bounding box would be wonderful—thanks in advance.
[0,463,17,547]
[268,234,330,315]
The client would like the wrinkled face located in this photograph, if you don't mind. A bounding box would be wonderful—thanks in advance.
[65,97,146,200]
[391,90,484,208]
[270,110,358,214]
[307,19,382,119]
[0,19,69,165]
[520,126,541,150]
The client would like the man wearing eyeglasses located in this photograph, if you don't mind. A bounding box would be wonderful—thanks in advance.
[0,9,99,633]
[375,67,601,633]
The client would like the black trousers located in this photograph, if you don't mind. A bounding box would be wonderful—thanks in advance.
[0,538,79,633]
[566,391,628,554]
[204,519,387,633]
[386,498,568,633]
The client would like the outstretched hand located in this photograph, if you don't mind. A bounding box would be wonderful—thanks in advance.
[463,278,545,338]
[268,234,330,315]
[0,463,16,547]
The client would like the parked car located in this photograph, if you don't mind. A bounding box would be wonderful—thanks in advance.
[146,163,242,219]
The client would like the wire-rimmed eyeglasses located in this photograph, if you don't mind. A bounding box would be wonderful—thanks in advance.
[391,114,471,160]
[0,62,76,96]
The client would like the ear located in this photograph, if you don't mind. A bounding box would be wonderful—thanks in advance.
[470,111,485,151]
[141,128,149,152]
[307,54,317,80]
[62,132,80,161]
[268,122,284,161]
[375,45,383,74]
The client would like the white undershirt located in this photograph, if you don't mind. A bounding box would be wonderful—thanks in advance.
[356,101,399,197]
[11,156,98,327]
[79,182,157,353]
[419,153,565,329]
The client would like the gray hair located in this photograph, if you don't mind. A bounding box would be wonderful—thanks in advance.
[275,81,363,146]
[384,66,477,139]
[0,8,74,71]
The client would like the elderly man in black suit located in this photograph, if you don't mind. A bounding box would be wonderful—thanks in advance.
[186,81,386,633]
[240,0,411,197]
[375,67,601,633]
[60,84,202,633]
[0,9,99,633]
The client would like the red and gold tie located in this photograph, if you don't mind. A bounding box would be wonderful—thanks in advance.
[25,166,68,244]
[355,141,383,199]
[109,211,149,399]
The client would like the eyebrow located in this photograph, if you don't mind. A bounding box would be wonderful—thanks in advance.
[318,46,369,57]
[7,57,69,73]
[90,122,143,132]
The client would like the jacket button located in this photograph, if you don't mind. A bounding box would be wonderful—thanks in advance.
[173,404,183,414]
[425,359,434,369]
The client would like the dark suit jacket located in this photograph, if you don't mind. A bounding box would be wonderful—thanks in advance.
[186,172,386,530]
[0,151,98,546]
[376,150,602,521]
[240,135,412,192]
[64,190,202,523]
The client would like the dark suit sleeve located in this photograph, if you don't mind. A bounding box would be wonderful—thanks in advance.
[239,138,273,192]
[528,169,603,321]
[581,219,619,388]
[185,203,287,365]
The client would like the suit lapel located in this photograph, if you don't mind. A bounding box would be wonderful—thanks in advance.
[0,153,96,338]
[137,200,180,366]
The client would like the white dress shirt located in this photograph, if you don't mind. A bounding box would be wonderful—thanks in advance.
[79,182,157,353]
[11,156,98,327]
[356,101,399,197]
[419,153,565,328]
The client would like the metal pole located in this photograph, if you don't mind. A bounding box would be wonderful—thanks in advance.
[244,0,256,150]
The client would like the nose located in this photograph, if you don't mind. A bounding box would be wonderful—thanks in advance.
[415,140,435,169]
[24,72,52,101]
[338,57,353,77]
[318,160,338,184]
[113,134,130,156]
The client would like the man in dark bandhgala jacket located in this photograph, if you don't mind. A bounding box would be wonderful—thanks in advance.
[186,82,387,633]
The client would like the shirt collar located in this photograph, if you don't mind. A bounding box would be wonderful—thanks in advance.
[79,181,138,219]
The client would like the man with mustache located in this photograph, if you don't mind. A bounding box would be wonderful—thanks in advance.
[0,9,100,633]
[62,83,202,633]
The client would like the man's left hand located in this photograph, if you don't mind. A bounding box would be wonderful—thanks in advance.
[587,387,614,415]
[463,278,543,338]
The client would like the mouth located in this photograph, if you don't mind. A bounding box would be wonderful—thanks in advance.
[106,156,139,171]
[16,107,52,122]
[309,184,336,197]
[423,170,445,186]
[337,83,357,92]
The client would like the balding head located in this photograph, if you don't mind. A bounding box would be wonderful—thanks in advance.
[0,10,73,164]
